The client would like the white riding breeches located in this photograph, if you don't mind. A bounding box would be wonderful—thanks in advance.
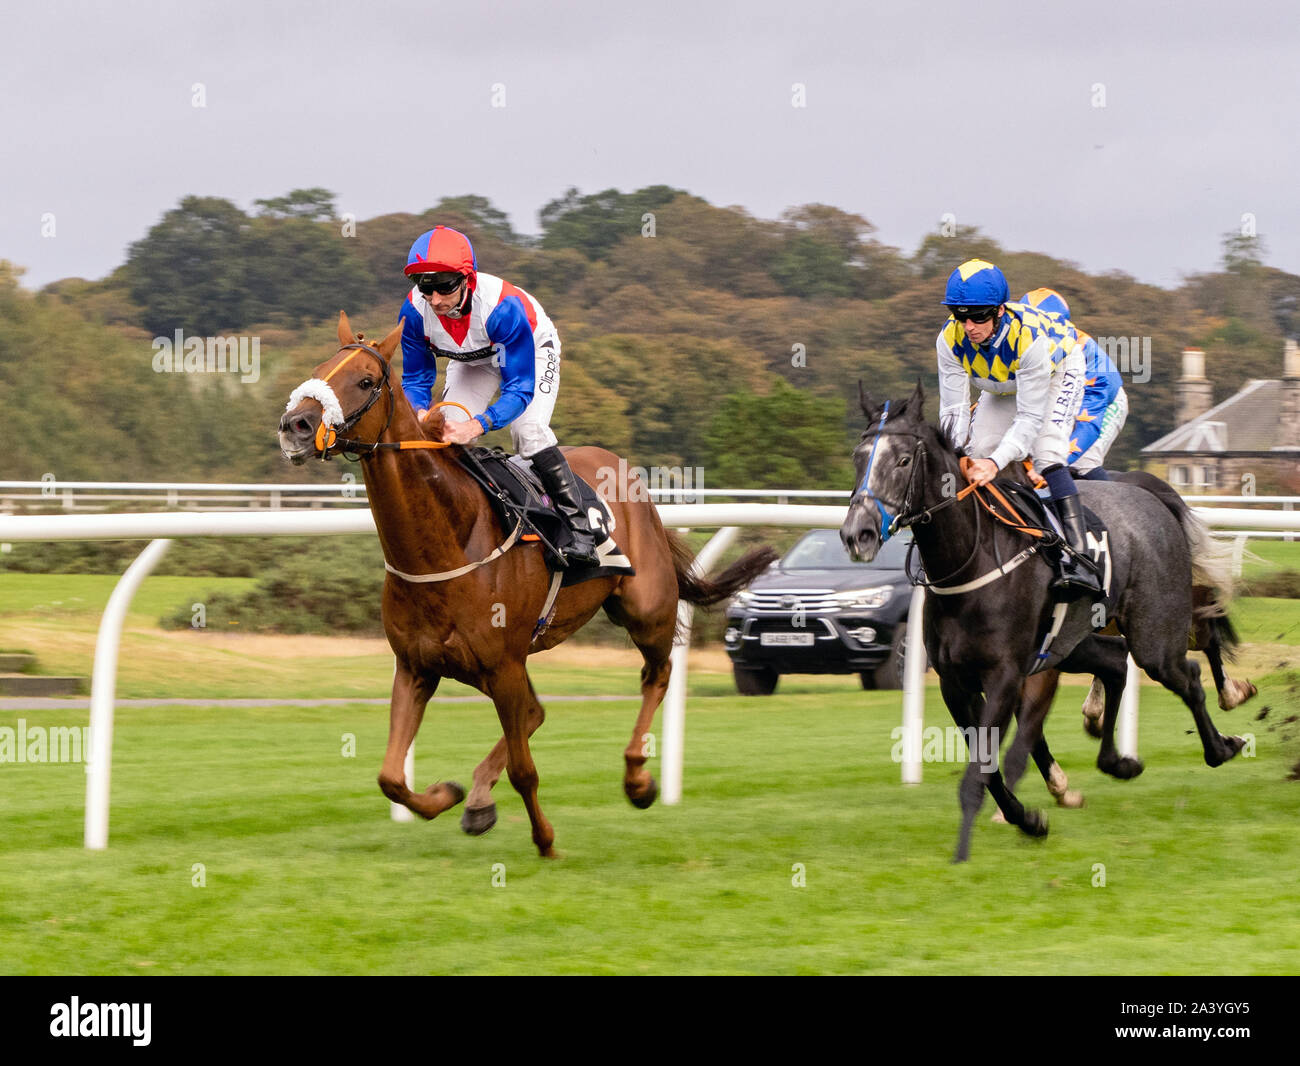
[441,332,561,458]
[969,349,1086,471]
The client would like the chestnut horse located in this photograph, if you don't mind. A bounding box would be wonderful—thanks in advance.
[278,312,775,856]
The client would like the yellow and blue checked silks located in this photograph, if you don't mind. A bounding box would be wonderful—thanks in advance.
[941,302,1078,383]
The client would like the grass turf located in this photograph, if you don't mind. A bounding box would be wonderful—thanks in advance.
[1,678,1297,975]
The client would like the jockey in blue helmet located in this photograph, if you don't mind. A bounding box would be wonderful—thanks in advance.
[1020,288,1127,482]
[937,259,1101,600]
[398,225,599,566]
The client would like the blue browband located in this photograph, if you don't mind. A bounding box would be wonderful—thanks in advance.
[856,401,898,542]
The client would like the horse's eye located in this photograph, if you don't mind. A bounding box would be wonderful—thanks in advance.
[898,455,911,467]
[359,378,374,390]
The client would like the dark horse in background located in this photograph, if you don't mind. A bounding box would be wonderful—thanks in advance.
[841,383,1246,862]
[1024,470,1255,770]
[278,312,775,856]
[1007,469,1256,815]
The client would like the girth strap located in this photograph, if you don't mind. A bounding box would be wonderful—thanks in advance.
[383,522,524,583]
[926,545,1040,596]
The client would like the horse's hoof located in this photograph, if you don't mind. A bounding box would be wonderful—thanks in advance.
[1206,735,1246,766]
[1083,715,1103,739]
[1219,679,1257,711]
[1019,809,1049,838]
[434,781,466,808]
[461,804,497,836]
[626,776,658,810]
[1046,763,1083,806]
[991,808,1008,824]
[1099,755,1144,780]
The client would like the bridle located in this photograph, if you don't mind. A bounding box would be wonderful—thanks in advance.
[850,408,1002,591]
[310,341,455,461]
[295,340,544,589]
[851,404,977,538]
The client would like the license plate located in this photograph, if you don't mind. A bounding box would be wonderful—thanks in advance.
[760,632,815,646]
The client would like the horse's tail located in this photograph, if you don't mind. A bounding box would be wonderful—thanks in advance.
[1113,470,1236,613]
[1202,600,1243,662]
[667,532,778,607]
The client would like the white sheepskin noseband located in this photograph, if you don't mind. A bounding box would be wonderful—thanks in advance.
[286,379,345,429]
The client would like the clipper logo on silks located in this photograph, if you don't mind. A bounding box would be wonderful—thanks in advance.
[856,400,898,542]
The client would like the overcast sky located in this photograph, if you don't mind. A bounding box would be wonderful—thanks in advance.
[2,0,1296,291]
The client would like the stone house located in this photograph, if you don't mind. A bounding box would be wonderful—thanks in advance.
[1140,341,1300,494]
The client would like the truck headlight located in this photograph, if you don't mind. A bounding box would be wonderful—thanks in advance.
[829,586,891,611]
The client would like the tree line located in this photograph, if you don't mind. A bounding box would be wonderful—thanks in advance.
[3,186,1297,491]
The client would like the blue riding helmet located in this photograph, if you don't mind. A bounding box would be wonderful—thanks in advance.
[1021,287,1071,320]
[943,259,1009,308]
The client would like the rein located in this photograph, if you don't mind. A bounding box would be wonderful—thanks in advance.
[311,342,457,461]
[852,420,1052,593]
[293,342,529,583]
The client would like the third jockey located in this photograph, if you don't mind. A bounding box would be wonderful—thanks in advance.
[1019,287,1128,481]
[936,258,1102,601]
[398,225,600,566]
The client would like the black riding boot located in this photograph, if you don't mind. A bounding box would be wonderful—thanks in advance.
[530,446,601,567]
[1051,492,1104,602]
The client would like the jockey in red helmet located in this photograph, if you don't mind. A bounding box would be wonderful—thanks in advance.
[399,225,599,567]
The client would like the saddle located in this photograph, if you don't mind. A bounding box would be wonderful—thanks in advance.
[981,477,1118,674]
[988,480,1107,569]
[456,447,635,589]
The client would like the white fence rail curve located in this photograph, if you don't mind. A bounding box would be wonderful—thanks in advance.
[3,480,1298,513]
[0,503,1296,849]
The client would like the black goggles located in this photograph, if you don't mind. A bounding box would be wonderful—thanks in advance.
[947,306,999,324]
[414,273,466,296]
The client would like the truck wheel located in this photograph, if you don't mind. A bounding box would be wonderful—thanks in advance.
[873,624,907,690]
[733,665,779,696]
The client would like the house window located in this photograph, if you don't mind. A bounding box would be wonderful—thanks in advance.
[1197,466,1217,490]
[1170,465,1189,488]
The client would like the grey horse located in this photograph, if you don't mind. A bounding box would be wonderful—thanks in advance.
[840,383,1246,862]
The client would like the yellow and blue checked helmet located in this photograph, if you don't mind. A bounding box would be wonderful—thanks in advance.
[944,259,1009,308]
[1021,287,1071,320]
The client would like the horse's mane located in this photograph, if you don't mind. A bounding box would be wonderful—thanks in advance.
[863,387,965,473]
[880,389,1034,489]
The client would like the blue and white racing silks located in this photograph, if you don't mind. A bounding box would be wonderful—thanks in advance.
[398,273,555,434]
[936,302,1080,471]
[1068,330,1124,463]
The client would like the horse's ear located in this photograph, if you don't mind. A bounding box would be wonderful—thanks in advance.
[337,310,355,347]
[858,380,877,419]
[376,322,403,360]
[907,379,926,419]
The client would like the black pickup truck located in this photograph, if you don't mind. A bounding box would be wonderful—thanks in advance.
[721,528,915,695]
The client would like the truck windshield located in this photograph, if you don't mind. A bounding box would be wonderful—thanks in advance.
[781,529,911,570]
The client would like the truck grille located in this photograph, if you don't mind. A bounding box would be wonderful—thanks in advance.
[744,589,838,613]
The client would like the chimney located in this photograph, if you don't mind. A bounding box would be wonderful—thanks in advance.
[1178,348,1213,426]
[1282,339,1300,448]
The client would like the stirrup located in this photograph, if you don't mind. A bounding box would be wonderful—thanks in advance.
[559,529,600,568]
[1051,551,1103,602]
